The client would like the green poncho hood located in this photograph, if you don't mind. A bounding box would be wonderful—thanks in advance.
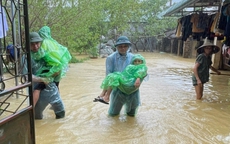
[131,54,146,65]
[31,26,72,82]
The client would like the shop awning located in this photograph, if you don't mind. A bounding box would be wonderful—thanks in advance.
[158,0,221,18]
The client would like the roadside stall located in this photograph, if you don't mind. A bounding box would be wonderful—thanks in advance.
[159,0,230,70]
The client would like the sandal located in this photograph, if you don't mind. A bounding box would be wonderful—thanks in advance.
[93,96,109,105]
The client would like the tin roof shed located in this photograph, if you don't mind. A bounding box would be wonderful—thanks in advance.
[158,0,222,17]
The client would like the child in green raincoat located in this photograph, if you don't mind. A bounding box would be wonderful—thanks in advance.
[33,26,72,84]
[30,26,72,106]
[94,54,147,104]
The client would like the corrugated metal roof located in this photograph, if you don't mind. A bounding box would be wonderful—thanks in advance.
[158,0,221,18]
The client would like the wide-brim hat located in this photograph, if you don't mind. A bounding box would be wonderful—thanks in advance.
[196,40,220,54]
[115,36,131,47]
[30,32,43,43]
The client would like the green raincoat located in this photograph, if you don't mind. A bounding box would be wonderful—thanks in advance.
[31,26,72,82]
[101,54,147,95]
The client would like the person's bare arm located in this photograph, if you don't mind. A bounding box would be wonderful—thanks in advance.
[134,78,141,88]
[32,75,50,84]
[193,62,202,84]
[210,66,221,75]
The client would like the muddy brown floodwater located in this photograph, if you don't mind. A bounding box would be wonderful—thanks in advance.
[35,52,230,144]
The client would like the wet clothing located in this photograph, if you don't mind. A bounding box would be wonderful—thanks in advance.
[192,53,212,86]
[106,51,142,116]
[33,69,49,90]
[101,54,147,95]
[34,80,59,91]
[106,51,133,75]
[22,54,65,119]
[31,58,65,119]
[34,82,65,119]
[109,88,140,116]
[31,26,72,83]
[33,68,60,91]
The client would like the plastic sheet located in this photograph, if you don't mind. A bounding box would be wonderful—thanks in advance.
[31,26,72,81]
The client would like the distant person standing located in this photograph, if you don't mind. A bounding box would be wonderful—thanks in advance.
[192,39,221,100]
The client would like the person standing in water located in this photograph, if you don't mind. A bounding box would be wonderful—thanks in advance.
[94,54,147,104]
[100,36,143,116]
[192,39,221,100]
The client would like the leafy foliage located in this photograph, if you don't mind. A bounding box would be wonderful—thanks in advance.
[28,0,178,53]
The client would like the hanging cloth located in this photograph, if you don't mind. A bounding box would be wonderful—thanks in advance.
[0,6,8,38]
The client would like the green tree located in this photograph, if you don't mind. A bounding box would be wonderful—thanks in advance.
[28,0,178,53]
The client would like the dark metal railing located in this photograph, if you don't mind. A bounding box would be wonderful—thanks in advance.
[0,0,35,143]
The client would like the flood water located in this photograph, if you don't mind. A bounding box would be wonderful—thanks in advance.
[35,52,230,144]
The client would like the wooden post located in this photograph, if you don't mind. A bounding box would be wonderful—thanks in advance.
[183,36,192,58]
[212,37,222,69]
[191,39,197,58]
[177,40,181,56]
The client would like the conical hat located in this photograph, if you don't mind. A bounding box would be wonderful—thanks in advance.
[196,40,220,54]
